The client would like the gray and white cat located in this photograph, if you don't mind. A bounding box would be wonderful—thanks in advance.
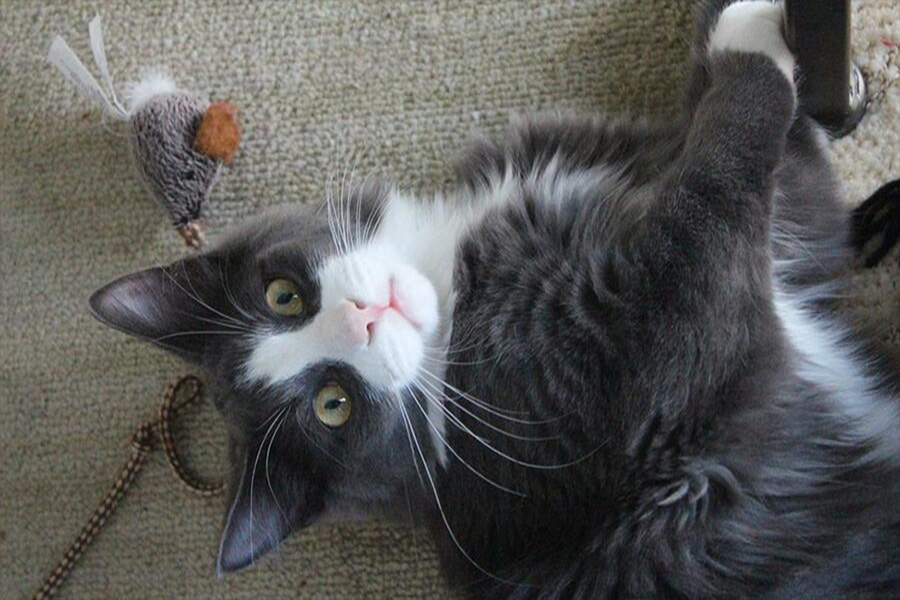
[90,2,900,597]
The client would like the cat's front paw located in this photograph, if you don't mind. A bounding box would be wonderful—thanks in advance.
[708,1,795,82]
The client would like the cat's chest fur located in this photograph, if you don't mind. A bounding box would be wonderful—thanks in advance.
[385,118,900,594]
[376,158,644,469]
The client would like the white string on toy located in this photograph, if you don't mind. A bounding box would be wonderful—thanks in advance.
[88,16,128,117]
[47,16,128,120]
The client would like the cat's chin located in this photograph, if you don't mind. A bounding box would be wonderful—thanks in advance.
[364,265,440,389]
[316,245,441,393]
[356,309,428,392]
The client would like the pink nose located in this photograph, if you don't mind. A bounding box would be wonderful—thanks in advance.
[340,299,384,345]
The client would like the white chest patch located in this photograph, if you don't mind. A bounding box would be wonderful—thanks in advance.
[773,289,900,463]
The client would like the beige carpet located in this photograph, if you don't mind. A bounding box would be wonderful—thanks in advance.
[1,1,897,598]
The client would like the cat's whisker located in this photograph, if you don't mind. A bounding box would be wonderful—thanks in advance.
[150,329,244,343]
[178,260,248,329]
[155,264,246,329]
[187,312,253,333]
[334,162,346,255]
[249,405,289,566]
[413,375,603,470]
[334,159,346,253]
[362,183,387,244]
[361,199,377,244]
[293,409,349,468]
[415,374,558,441]
[326,183,339,257]
[349,162,384,247]
[354,167,381,247]
[347,157,368,247]
[255,402,289,432]
[338,158,353,254]
[423,336,491,356]
[397,388,428,492]
[411,378,491,446]
[344,151,365,251]
[424,354,495,367]
[220,252,258,324]
[325,165,346,257]
[417,364,524,418]
[407,385,525,497]
[419,368,568,425]
[396,397,521,587]
[367,186,389,243]
[355,183,363,250]
[346,170,359,250]
[265,408,293,528]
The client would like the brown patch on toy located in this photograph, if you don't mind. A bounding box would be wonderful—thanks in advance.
[194,102,241,164]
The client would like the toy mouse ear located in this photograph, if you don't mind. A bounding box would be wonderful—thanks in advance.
[194,101,241,163]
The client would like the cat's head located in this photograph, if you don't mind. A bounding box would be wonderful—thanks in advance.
[90,184,443,572]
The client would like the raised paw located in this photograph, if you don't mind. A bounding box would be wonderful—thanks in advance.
[852,180,900,268]
[708,1,795,82]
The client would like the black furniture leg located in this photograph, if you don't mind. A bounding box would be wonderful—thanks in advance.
[784,0,867,137]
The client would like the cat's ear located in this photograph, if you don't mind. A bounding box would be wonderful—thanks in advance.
[88,256,229,359]
[216,435,325,574]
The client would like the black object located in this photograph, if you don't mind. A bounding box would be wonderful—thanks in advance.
[784,0,867,137]
[852,180,900,267]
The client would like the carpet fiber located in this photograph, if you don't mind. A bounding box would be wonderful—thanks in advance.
[1,1,897,598]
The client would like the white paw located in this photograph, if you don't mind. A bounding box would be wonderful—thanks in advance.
[708,1,795,82]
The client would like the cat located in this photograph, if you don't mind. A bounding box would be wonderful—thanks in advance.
[89,1,900,597]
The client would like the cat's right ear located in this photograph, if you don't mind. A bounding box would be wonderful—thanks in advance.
[88,256,230,360]
[216,433,326,574]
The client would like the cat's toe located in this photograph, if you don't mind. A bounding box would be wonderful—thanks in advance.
[708,1,795,82]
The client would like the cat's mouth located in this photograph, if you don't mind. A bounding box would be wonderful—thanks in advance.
[366,277,422,335]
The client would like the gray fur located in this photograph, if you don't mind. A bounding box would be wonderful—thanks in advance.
[129,92,221,227]
[90,1,900,597]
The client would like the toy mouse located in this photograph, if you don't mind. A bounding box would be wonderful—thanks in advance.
[47,16,240,248]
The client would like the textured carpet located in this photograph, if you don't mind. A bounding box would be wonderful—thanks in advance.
[1,1,897,598]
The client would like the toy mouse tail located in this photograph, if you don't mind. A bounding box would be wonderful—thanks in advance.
[47,15,129,120]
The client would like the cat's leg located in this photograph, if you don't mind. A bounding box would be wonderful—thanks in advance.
[685,2,850,285]
[625,1,796,340]
[682,0,748,116]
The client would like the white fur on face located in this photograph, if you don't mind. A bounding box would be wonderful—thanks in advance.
[245,235,440,393]
[242,175,520,389]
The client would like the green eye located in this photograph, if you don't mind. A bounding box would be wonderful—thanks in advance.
[315,383,352,428]
[265,278,304,316]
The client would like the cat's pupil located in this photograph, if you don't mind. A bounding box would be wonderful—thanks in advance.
[277,291,295,305]
[324,398,342,411]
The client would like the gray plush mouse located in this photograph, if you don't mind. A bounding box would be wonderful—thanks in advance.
[48,16,240,248]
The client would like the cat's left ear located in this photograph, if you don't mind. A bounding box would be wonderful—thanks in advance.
[216,435,325,574]
[88,255,229,360]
